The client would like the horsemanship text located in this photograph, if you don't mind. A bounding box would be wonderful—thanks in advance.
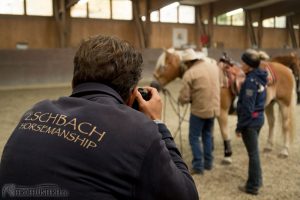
[17,111,106,150]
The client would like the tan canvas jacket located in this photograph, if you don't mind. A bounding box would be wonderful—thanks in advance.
[178,59,221,119]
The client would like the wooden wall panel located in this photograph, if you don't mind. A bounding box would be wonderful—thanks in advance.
[69,19,140,48]
[150,23,196,48]
[1,48,299,88]
[212,26,247,48]
[0,16,58,49]
[0,48,163,88]
[0,15,296,49]
[260,28,289,48]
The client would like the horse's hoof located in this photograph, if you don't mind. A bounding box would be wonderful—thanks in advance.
[264,143,273,153]
[278,149,289,158]
[221,157,232,165]
[263,147,272,153]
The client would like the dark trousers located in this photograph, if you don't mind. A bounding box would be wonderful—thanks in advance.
[241,127,263,192]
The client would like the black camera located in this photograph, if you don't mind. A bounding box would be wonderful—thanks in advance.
[132,88,151,110]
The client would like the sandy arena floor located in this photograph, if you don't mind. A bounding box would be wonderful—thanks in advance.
[0,79,300,200]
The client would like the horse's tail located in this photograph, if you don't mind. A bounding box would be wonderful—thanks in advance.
[289,77,297,143]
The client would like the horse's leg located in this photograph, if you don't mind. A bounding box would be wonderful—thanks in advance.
[217,88,233,164]
[217,111,232,165]
[277,101,291,158]
[297,77,300,103]
[264,101,275,152]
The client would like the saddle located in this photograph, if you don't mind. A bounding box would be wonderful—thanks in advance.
[220,63,245,95]
[219,53,245,95]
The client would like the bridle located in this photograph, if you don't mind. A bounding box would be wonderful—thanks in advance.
[179,62,188,78]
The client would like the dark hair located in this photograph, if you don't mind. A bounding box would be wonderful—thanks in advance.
[72,35,143,101]
[241,49,260,68]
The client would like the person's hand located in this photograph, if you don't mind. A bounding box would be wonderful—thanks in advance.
[134,86,162,120]
[236,132,241,138]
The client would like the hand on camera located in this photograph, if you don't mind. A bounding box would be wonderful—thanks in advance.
[134,87,162,120]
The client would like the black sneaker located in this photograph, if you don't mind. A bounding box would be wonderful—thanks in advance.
[238,185,258,195]
[190,169,204,175]
[204,165,213,171]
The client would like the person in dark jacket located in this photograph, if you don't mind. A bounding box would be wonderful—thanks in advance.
[236,49,268,195]
[0,35,199,200]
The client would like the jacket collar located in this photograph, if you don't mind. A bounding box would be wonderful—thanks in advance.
[71,82,124,104]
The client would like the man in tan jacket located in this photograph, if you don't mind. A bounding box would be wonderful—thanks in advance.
[178,48,220,175]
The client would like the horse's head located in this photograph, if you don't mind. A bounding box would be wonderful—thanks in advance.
[289,52,300,79]
[151,49,183,90]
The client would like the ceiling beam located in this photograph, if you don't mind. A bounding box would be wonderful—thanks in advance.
[179,0,217,6]
[212,0,262,16]
[256,1,300,20]
[244,0,284,10]
[65,0,79,9]
[150,0,176,11]
[291,13,300,25]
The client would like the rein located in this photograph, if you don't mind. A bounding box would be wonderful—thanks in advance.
[265,63,277,86]
[160,87,189,153]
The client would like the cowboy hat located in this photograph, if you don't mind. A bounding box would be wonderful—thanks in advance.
[182,48,205,62]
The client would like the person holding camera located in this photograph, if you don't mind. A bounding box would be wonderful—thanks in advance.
[0,35,199,200]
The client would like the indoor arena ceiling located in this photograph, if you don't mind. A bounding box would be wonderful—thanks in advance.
[151,0,300,21]
[66,0,300,23]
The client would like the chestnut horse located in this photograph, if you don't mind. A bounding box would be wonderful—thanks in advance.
[152,49,297,164]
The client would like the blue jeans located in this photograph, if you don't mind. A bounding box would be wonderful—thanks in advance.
[241,127,263,192]
[189,114,214,172]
